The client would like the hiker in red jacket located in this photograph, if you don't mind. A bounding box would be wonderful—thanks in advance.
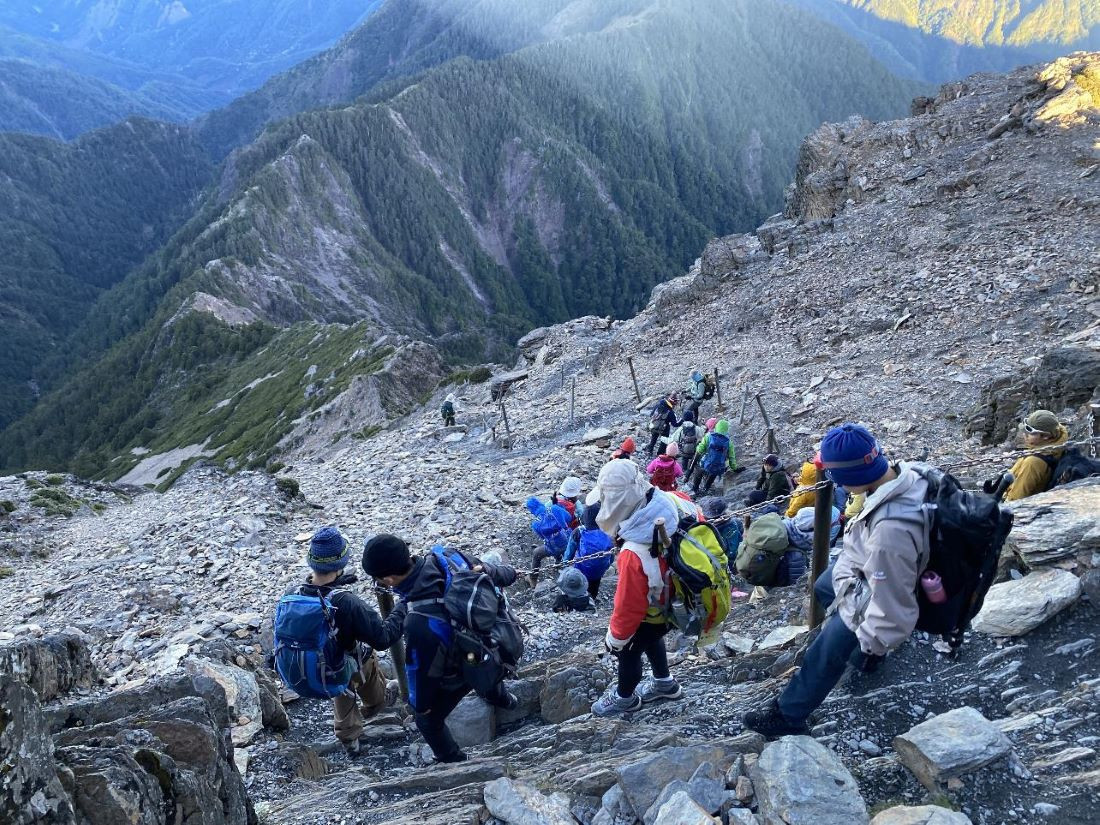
[588,460,684,716]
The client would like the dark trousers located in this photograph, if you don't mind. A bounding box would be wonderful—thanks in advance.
[443,413,455,426]
[777,562,855,724]
[530,546,558,583]
[616,623,670,698]
[694,470,722,495]
[414,680,510,762]
[647,429,665,456]
[587,577,601,600]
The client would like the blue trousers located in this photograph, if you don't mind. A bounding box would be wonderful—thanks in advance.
[778,563,859,724]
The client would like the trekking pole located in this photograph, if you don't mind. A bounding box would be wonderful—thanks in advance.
[570,377,576,428]
[713,368,724,413]
[808,469,834,629]
[627,357,641,403]
[376,591,409,703]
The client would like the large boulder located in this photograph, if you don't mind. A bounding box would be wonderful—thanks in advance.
[783,117,871,222]
[893,707,1012,790]
[184,656,263,745]
[539,665,598,725]
[1031,346,1100,412]
[963,374,1030,445]
[483,777,574,825]
[651,790,720,825]
[750,736,867,825]
[0,679,74,825]
[971,569,1082,637]
[617,742,757,821]
[871,806,971,824]
[1003,478,1100,567]
[447,695,496,748]
[46,673,231,733]
[0,633,95,702]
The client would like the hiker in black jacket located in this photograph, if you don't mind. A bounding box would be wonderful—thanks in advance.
[646,393,681,457]
[362,534,518,763]
[290,527,406,755]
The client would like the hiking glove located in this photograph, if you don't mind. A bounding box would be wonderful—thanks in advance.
[604,630,629,656]
[852,651,885,673]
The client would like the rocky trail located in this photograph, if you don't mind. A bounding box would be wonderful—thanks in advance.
[2,54,1100,825]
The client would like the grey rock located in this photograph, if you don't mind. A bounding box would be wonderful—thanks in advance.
[540,665,595,724]
[727,812,759,825]
[870,806,972,824]
[618,742,753,820]
[751,736,868,825]
[0,632,95,702]
[447,694,496,748]
[1003,479,1100,567]
[483,777,574,825]
[47,673,231,733]
[642,762,726,825]
[490,370,529,401]
[651,790,719,825]
[972,569,1082,636]
[893,707,1012,790]
[59,745,165,825]
[183,656,263,745]
[498,678,542,726]
[0,679,75,825]
[1032,347,1100,413]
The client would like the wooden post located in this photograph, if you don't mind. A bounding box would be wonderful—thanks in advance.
[570,377,576,428]
[755,393,781,455]
[738,385,751,426]
[627,357,641,403]
[499,400,511,435]
[376,591,409,702]
[809,469,834,629]
[1091,402,1100,458]
[560,363,565,391]
[713,368,724,413]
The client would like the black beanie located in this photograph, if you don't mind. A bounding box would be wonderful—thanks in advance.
[362,534,412,578]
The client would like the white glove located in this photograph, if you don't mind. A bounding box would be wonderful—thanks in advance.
[604,629,630,653]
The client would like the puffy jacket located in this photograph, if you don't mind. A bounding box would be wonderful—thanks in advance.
[695,432,737,471]
[1004,426,1069,501]
[607,490,679,644]
[785,462,819,517]
[756,466,792,500]
[647,454,683,491]
[394,552,517,712]
[832,464,930,657]
[775,550,807,587]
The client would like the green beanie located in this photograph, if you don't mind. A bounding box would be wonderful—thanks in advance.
[715,419,730,435]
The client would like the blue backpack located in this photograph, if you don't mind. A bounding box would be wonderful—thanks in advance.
[702,433,730,475]
[272,590,355,699]
[574,528,614,582]
[526,497,572,558]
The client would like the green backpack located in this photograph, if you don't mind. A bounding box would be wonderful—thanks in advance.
[736,513,789,585]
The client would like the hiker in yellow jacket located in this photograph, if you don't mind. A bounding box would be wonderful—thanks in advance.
[785,461,819,517]
[1003,410,1068,502]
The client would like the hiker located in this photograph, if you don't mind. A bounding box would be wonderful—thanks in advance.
[441,394,458,427]
[647,442,683,492]
[743,423,930,738]
[526,496,573,584]
[646,393,680,457]
[553,476,584,527]
[785,459,820,516]
[562,501,615,599]
[589,460,683,715]
[362,534,519,763]
[274,527,406,756]
[553,568,596,612]
[684,369,708,419]
[1001,410,1068,501]
[611,436,637,461]
[776,506,841,586]
[669,410,703,479]
[701,497,743,576]
[692,419,737,496]
[747,454,793,506]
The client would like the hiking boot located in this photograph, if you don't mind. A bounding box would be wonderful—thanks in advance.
[638,677,683,703]
[741,699,809,740]
[343,739,362,758]
[591,689,642,717]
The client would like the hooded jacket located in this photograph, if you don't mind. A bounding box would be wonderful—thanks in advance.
[646,454,683,491]
[756,465,792,500]
[695,421,737,472]
[832,464,930,657]
[785,462,820,517]
[1004,426,1069,501]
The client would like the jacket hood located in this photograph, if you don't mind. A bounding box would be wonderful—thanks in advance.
[851,463,928,526]
[715,420,730,435]
[592,459,653,536]
[617,489,680,546]
[798,461,817,485]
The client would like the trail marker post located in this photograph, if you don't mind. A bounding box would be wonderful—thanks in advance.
[809,469,834,629]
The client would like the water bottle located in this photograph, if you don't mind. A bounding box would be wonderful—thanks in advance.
[921,571,947,604]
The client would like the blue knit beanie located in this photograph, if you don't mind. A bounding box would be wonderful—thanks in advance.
[819,424,889,487]
[308,526,350,572]
[683,409,695,423]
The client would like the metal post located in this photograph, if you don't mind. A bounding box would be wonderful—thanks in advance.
[713,368,724,412]
[627,357,641,403]
[570,378,576,428]
[376,591,408,702]
[809,469,834,629]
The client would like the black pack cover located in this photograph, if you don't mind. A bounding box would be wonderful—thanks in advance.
[1043,448,1100,490]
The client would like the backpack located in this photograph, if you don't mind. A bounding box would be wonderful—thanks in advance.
[702,375,716,400]
[411,546,525,696]
[649,403,669,432]
[663,517,732,645]
[441,400,455,418]
[650,458,679,491]
[678,422,701,458]
[701,433,730,476]
[528,498,572,557]
[574,528,614,582]
[736,512,788,585]
[1041,449,1100,490]
[272,589,355,699]
[899,466,1014,649]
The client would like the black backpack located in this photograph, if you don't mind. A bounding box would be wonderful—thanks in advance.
[903,466,1014,649]
[1041,448,1100,490]
[409,546,524,696]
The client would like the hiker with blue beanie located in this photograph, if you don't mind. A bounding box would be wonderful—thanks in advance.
[275,526,406,756]
[743,423,930,738]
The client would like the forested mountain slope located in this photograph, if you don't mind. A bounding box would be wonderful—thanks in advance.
[793,0,1100,81]
[0,0,921,478]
